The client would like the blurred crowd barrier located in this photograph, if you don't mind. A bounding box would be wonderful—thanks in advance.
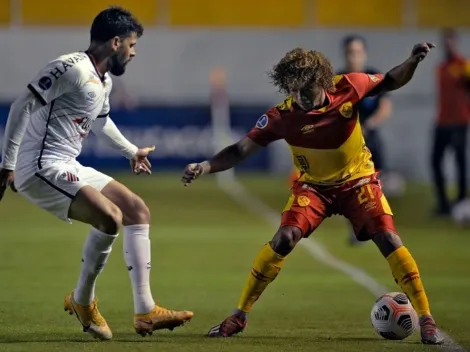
[0,0,469,180]
[1,0,470,28]
[0,105,270,171]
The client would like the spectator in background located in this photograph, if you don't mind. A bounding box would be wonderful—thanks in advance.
[338,34,393,245]
[431,28,470,216]
[338,35,392,172]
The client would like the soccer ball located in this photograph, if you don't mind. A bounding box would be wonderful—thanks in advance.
[451,199,470,226]
[371,292,418,340]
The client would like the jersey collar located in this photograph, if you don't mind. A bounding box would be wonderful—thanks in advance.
[84,51,105,82]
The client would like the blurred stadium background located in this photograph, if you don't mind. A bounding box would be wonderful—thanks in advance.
[1,1,470,351]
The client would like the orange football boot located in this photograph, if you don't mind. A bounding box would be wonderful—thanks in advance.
[64,291,112,340]
[134,305,194,337]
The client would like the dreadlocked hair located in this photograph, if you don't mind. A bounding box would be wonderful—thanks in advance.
[268,48,335,95]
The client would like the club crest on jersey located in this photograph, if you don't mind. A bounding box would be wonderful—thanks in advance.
[339,102,354,118]
[256,114,268,129]
[368,74,380,82]
[38,76,52,91]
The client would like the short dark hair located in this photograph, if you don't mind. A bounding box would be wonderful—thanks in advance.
[268,48,335,94]
[90,6,144,43]
[342,34,367,50]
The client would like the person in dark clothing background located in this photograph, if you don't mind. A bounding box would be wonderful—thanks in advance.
[431,28,470,216]
[338,34,392,172]
[338,34,393,244]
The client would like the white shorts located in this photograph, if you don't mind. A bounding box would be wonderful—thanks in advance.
[16,161,113,223]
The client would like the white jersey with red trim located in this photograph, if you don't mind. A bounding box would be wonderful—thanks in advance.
[16,51,112,174]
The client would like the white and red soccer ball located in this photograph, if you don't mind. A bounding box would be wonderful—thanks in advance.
[371,292,418,340]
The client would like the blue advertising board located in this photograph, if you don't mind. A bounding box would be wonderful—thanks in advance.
[0,104,270,171]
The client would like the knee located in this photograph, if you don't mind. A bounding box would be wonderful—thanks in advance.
[372,231,403,258]
[124,194,150,225]
[270,226,303,256]
[96,204,123,235]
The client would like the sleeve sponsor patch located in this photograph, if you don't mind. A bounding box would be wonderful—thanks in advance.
[38,76,52,91]
[255,114,268,129]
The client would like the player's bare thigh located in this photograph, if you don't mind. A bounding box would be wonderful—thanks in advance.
[68,185,123,234]
[101,180,150,225]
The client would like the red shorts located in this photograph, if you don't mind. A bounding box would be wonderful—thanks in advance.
[281,173,396,241]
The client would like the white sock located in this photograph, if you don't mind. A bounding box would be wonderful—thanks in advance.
[74,228,117,306]
[124,224,155,314]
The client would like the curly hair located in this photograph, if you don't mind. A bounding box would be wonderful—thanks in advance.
[268,48,335,95]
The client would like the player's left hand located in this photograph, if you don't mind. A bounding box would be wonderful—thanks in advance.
[181,163,204,186]
[411,42,435,62]
[0,168,17,201]
[130,146,155,175]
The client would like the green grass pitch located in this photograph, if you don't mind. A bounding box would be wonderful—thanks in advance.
[0,173,468,351]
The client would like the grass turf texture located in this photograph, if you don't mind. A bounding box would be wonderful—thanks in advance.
[0,173,468,352]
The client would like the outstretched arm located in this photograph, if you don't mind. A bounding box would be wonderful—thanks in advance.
[181,137,262,186]
[182,109,282,186]
[201,137,261,174]
[371,42,435,95]
[91,117,155,175]
[91,116,138,159]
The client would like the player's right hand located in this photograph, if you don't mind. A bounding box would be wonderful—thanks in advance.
[181,163,204,187]
[0,168,17,201]
[411,42,435,62]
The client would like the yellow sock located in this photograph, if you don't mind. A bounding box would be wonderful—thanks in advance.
[387,246,431,317]
[237,243,286,313]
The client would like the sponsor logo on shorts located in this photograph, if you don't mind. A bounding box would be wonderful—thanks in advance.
[365,201,377,211]
[297,195,310,207]
[61,171,79,183]
[255,114,268,129]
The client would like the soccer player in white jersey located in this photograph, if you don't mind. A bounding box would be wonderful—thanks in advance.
[0,6,193,340]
